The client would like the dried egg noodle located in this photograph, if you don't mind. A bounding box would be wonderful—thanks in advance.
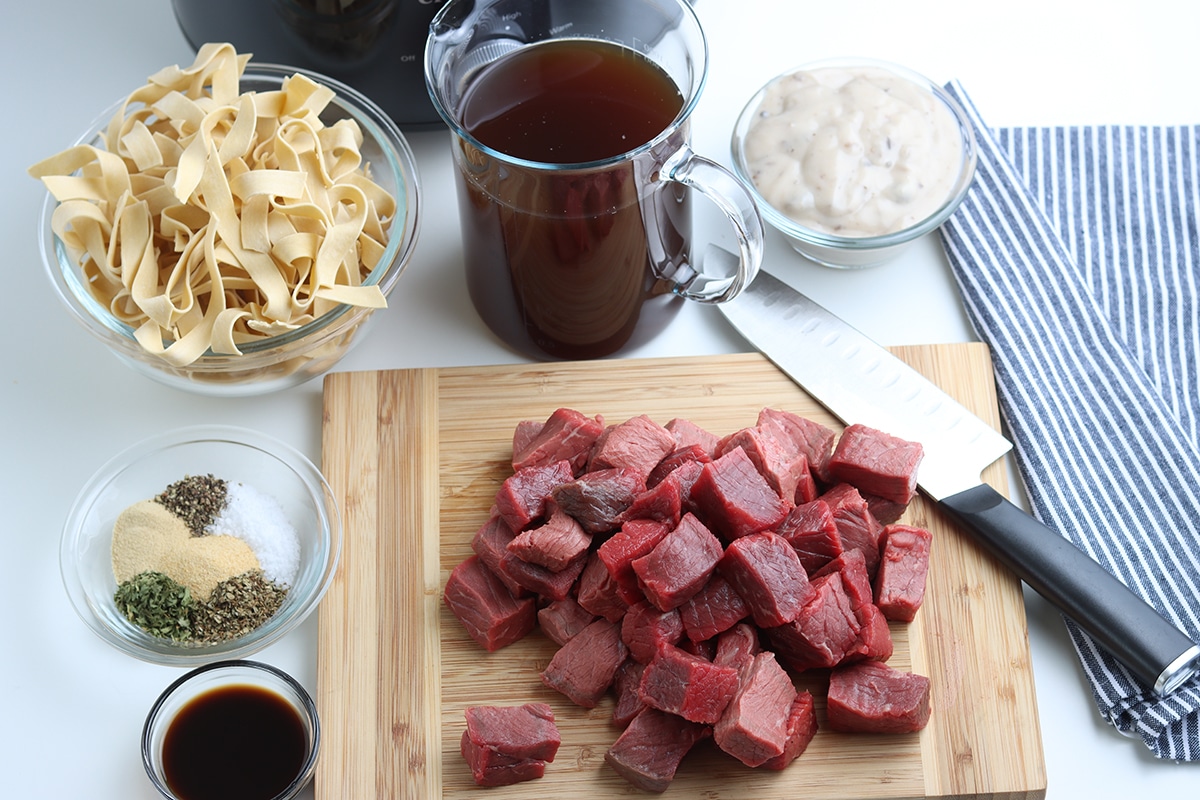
[28,43,396,366]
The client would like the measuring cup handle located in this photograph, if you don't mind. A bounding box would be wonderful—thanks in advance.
[660,145,765,303]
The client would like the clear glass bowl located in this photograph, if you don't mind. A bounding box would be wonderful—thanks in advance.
[731,58,976,269]
[38,63,421,396]
[59,425,340,667]
[142,660,319,800]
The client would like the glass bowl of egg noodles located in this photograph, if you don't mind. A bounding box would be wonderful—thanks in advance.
[731,57,976,269]
[33,44,420,395]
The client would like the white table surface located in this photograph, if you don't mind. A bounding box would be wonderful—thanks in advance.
[4,0,1199,797]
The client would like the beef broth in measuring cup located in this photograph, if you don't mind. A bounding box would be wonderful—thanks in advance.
[426,0,764,360]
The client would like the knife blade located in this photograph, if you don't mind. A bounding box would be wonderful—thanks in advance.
[718,269,1200,697]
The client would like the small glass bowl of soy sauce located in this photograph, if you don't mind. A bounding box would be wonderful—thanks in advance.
[142,660,319,800]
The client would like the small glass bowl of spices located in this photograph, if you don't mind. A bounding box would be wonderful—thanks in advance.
[142,660,319,800]
[59,425,341,666]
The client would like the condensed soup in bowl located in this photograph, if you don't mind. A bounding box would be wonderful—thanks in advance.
[731,58,976,269]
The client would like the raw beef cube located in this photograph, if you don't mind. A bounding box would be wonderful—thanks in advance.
[506,502,591,571]
[714,623,761,674]
[718,531,815,627]
[470,515,528,597]
[814,548,874,611]
[646,443,712,488]
[815,550,893,662]
[821,483,884,577]
[500,549,586,602]
[874,524,933,622]
[679,636,717,661]
[670,459,707,516]
[616,475,683,527]
[761,691,818,770]
[665,417,720,457]
[576,550,630,623]
[639,643,740,724]
[595,521,665,605]
[716,424,811,508]
[776,499,843,575]
[631,513,724,611]
[679,574,749,643]
[691,447,791,542]
[604,707,710,793]
[621,601,684,664]
[863,492,908,525]
[551,467,646,534]
[765,572,861,672]
[850,601,894,662]
[512,408,605,475]
[537,596,596,646]
[589,414,677,480]
[612,659,648,726]
[757,408,837,484]
[460,703,560,787]
[494,460,575,532]
[826,661,931,733]
[511,420,544,461]
[541,618,628,708]
[714,651,798,768]
[444,556,537,652]
[828,423,924,505]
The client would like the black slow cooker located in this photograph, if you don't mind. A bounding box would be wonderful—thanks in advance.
[171,0,450,130]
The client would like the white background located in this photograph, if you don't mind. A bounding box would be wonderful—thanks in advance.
[3,0,1199,797]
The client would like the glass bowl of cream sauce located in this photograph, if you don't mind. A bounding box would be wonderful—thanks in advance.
[731,58,976,269]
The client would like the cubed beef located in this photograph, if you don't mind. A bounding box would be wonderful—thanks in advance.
[714,651,798,768]
[604,707,710,793]
[665,417,720,457]
[874,524,933,622]
[512,408,605,475]
[828,423,924,505]
[757,408,836,484]
[541,618,628,708]
[612,659,649,726]
[826,661,931,733]
[638,643,740,724]
[470,515,528,597]
[820,483,884,577]
[776,498,843,575]
[511,420,544,461]
[718,531,815,627]
[499,549,586,602]
[632,513,724,611]
[691,447,791,542]
[678,574,749,643]
[647,444,712,488]
[597,518,670,603]
[444,556,537,652]
[616,475,683,527]
[588,415,677,480]
[621,601,685,664]
[850,601,894,662]
[551,467,646,534]
[460,702,560,787]
[760,691,818,770]
[537,596,597,646]
[670,459,707,515]
[679,636,717,661]
[714,622,761,672]
[814,548,874,611]
[815,549,893,662]
[864,492,909,525]
[575,550,630,623]
[715,424,811,507]
[765,572,861,672]
[494,460,575,532]
[506,502,591,571]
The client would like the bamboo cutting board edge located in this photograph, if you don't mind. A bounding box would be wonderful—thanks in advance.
[317,347,1047,800]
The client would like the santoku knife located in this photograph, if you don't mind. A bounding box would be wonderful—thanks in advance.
[718,269,1200,697]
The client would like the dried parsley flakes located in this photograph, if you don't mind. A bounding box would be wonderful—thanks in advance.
[113,571,194,641]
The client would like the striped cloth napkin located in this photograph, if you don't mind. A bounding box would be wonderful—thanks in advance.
[938,82,1200,761]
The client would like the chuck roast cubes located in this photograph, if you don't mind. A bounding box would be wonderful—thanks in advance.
[444,408,933,790]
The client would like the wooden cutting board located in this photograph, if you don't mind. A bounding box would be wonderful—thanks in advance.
[316,346,1046,799]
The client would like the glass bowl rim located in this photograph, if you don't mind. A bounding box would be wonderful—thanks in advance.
[730,56,978,251]
[38,62,421,363]
[59,424,342,667]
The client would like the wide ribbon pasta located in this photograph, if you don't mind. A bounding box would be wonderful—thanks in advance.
[29,42,396,367]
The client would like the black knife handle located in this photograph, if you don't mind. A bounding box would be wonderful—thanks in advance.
[939,483,1200,696]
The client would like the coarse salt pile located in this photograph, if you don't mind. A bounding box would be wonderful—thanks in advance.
[207,481,301,587]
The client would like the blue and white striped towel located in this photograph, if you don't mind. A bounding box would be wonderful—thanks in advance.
[939,82,1200,761]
